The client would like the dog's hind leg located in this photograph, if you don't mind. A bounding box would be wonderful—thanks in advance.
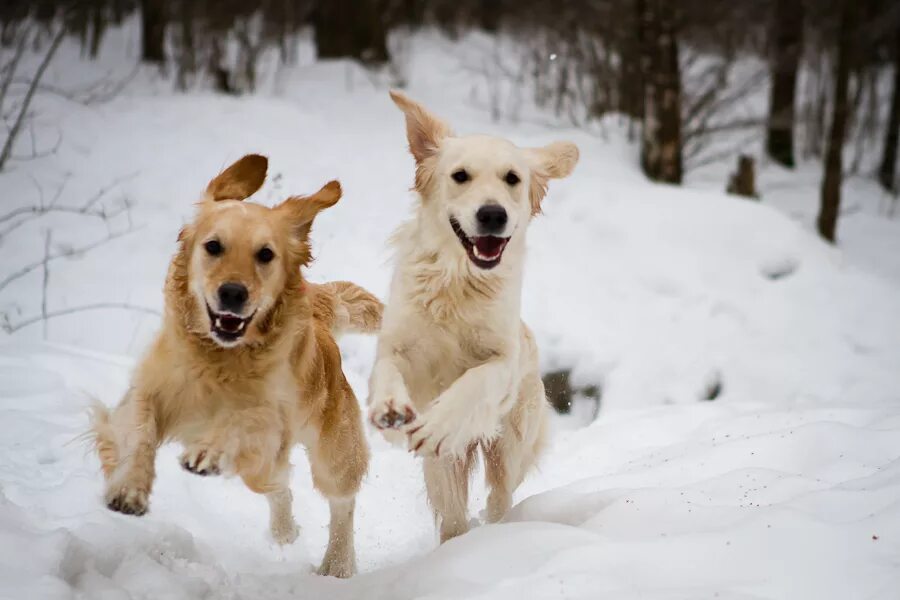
[483,373,549,523]
[241,455,298,545]
[424,444,477,543]
[308,383,369,578]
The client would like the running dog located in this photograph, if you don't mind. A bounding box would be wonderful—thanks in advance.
[92,155,380,577]
[369,91,578,542]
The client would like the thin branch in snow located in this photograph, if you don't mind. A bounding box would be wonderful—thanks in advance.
[0,226,141,293]
[0,30,28,116]
[41,230,51,340]
[0,172,134,239]
[2,303,161,334]
[0,26,65,171]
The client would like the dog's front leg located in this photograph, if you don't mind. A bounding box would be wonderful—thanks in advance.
[368,355,417,430]
[104,391,161,516]
[407,358,516,458]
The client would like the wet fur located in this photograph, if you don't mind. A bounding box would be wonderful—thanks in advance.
[369,92,578,542]
[91,155,380,578]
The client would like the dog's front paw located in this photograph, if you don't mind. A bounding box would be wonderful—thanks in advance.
[406,413,469,459]
[179,444,228,476]
[105,485,149,516]
[369,397,417,431]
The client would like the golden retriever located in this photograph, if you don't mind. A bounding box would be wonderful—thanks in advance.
[368,91,579,543]
[91,155,380,577]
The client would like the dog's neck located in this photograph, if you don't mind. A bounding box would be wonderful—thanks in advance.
[391,216,524,325]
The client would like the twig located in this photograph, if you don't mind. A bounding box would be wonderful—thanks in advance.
[0,26,65,171]
[0,172,134,239]
[3,303,160,334]
[80,171,138,211]
[41,230,51,340]
[0,227,141,292]
[0,30,27,115]
[10,64,140,106]
[9,125,62,161]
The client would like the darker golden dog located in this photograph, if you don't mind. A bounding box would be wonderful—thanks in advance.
[92,155,380,577]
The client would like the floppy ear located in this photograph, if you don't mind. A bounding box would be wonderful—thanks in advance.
[525,141,579,215]
[389,90,452,165]
[277,180,342,245]
[205,154,268,202]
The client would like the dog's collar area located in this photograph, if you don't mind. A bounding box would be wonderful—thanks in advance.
[449,217,509,270]
[206,303,255,343]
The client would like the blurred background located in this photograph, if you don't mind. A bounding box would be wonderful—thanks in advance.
[1,0,899,416]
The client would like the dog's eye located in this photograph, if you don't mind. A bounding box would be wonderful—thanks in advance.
[504,171,520,186]
[204,240,223,256]
[256,247,275,264]
[451,169,470,184]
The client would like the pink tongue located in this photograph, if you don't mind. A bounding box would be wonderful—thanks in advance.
[220,315,242,332]
[474,236,505,257]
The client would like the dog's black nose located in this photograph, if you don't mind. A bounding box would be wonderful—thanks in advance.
[476,204,508,234]
[218,282,248,312]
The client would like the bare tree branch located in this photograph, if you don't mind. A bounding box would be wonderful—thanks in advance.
[0,172,135,239]
[0,30,28,115]
[9,64,140,107]
[0,26,65,171]
[2,303,160,334]
[41,230,51,340]
[0,227,140,292]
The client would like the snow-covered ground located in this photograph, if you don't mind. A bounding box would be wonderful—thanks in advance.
[1,28,899,599]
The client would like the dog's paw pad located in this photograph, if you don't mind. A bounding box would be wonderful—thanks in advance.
[371,402,417,430]
[106,487,149,516]
[179,447,221,476]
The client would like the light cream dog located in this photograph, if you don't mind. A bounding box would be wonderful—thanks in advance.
[92,155,381,577]
[368,91,579,542]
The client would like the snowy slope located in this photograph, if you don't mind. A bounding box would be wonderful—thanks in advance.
[1,28,899,600]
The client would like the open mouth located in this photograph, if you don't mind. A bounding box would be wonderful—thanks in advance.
[206,304,255,344]
[450,218,510,270]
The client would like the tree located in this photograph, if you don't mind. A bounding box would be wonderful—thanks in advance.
[140,0,166,64]
[313,0,389,64]
[765,0,804,168]
[878,26,900,192]
[639,0,683,184]
[817,0,857,243]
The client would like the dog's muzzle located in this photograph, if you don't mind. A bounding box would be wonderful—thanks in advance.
[450,217,510,270]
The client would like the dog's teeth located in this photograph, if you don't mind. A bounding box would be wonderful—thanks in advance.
[215,317,223,328]
[237,320,246,331]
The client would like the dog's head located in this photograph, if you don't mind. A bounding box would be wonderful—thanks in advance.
[175,154,341,348]
[390,90,578,270]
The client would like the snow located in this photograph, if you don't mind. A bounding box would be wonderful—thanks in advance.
[1,27,899,600]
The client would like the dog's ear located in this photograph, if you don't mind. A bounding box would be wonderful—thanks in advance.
[277,180,342,246]
[204,154,268,202]
[389,90,452,164]
[525,141,579,215]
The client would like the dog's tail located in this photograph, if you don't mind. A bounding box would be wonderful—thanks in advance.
[89,402,119,479]
[310,280,383,335]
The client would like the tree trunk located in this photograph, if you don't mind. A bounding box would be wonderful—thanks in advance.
[765,0,803,168]
[174,0,195,91]
[619,0,644,119]
[140,0,166,64]
[479,0,502,32]
[639,0,683,184]
[313,0,389,65]
[878,30,900,192]
[817,1,857,243]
